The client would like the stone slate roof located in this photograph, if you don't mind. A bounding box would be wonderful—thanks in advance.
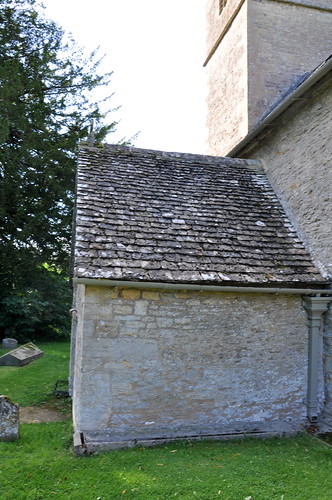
[73,144,326,286]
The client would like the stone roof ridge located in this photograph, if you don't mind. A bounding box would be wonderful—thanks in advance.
[79,143,262,169]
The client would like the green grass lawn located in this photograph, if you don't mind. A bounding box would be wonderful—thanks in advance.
[1,427,331,499]
[0,341,70,406]
[0,342,331,499]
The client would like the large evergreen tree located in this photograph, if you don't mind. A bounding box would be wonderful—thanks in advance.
[0,0,119,340]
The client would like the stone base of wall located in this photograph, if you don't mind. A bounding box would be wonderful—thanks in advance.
[74,419,302,454]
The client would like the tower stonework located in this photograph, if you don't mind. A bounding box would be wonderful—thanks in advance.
[205,0,332,156]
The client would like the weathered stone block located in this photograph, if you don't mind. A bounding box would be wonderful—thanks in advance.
[142,291,160,301]
[2,338,18,349]
[0,396,19,441]
[0,343,43,367]
[121,289,141,300]
[113,304,133,315]
[134,301,148,316]
[104,288,119,300]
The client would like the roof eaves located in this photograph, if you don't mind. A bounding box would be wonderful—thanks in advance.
[73,277,332,293]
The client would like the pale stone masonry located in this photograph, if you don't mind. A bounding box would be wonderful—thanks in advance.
[232,69,332,279]
[73,285,314,451]
[71,144,329,452]
[205,0,332,155]
[228,60,332,413]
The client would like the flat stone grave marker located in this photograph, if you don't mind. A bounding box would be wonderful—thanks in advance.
[0,342,44,367]
[2,338,18,349]
[0,396,19,441]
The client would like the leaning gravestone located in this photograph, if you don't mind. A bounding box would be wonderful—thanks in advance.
[0,343,44,367]
[0,396,19,441]
[2,338,18,349]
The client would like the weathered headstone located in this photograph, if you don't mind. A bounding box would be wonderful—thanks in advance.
[0,396,19,441]
[0,343,44,367]
[2,338,18,350]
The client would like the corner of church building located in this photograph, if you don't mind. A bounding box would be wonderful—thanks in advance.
[69,0,332,453]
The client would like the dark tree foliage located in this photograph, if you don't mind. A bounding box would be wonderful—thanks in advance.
[0,0,118,341]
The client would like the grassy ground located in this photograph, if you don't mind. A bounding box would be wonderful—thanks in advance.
[1,427,331,499]
[0,341,70,409]
[1,342,332,499]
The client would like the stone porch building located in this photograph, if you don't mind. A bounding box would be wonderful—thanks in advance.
[71,146,330,453]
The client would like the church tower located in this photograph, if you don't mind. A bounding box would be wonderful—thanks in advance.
[205,0,332,156]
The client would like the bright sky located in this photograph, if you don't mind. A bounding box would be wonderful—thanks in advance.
[40,0,207,154]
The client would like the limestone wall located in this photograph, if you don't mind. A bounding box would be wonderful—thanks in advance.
[246,80,332,413]
[248,0,332,128]
[206,0,248,155]
[249,81,332,279]
[73,285,313,437]
[206,0,246,58]
[205,0,332,155]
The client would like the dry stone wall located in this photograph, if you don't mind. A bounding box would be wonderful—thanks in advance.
[73,285,313,437]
